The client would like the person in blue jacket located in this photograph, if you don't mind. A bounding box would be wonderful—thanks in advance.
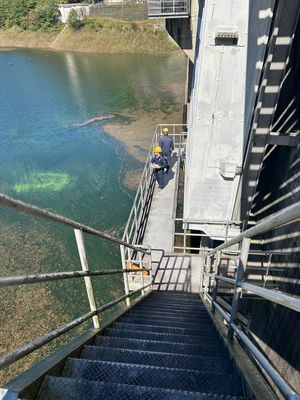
[151,146,166,190]
[159,127,174,173]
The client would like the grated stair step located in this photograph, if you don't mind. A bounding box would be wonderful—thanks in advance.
[81,346,235,373]
[96,336,228,357]
[121,313,214,325]
[113,322,219,337]
[105,328,222,345]
[36,291,249,399]
[37,376,246,400]
[132,305,208,318]
[134,303,207,312]
[62,359,244,396]
[149,291,200,298]
[118,317,211,329]
[142,298,203,307]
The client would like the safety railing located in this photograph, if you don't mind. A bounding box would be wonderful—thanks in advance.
[121,124,187,291]
[0,193,152,370]
[200,201,300,400]
[148,0,190,17]
[173,219,243,253]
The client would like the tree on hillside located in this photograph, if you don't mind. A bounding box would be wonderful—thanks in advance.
[0,0,61,30]
[67,8,85,30]
[0,0,35,28]
[22,1,60,30]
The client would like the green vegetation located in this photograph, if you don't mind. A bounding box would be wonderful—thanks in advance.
[55,19,178,53]
[0,0,61,31]
[14,172,74,193]
[0,0,98,31]
[0,0,178,53]
[0,19,178,53]
[67,8,85,31]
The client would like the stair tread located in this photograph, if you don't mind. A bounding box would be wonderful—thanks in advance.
[96,336,228,357]
[118,317,211,329]
[81,345,234,373]
[132,308,208,316]
[63,358,244,395]
[114,322,218,336]
[122,313,213,323]
[150,291,200,297]
[38,376,246,400]
[106,328,222,345]
[136,304,206,311]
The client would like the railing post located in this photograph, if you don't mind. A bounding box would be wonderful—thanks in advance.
[183,220,187,254]
[204,255,211,298]
[138,251,145,296]
[149,249,153,288]
[199,251,205,293]
[120,244,131,307]
[264,253,272,288]
[133,203,138,233]
[74,229,100,329]
[212,250,221,313]
[228,237,251,340]
[140,183,145,208]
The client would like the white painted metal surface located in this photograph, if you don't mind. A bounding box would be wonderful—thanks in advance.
[184,0,250,238]
[58,4,90,23]
[74,229,100,329]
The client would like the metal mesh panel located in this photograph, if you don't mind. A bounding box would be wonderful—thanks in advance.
[81,346,234,374]
[106,328,222,346]
[117,317,210,330]
[122,313,214,324]
[135,302,207,311]
[113,322,218,337]
[134,304,208,318]
[96,336,228,357]
[63,359,244,396]
[38,376,246,400]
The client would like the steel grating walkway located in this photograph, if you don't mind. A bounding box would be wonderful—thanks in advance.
[37,291,248,400]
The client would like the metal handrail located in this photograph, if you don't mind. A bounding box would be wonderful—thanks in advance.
[208,201,300,256]
[206,293,299,400]
[211,274,300,312]
[0,193,149,255]
[200,202,300,400]
[173,218,243,253]
[0,283,151,369]
[0,191,153,373]
[0,268,146,288]
[148,0,190,16]
[122,124,188,249]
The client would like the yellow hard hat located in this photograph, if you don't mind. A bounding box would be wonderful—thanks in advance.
[154,145,162,153]
[163,127,169,133]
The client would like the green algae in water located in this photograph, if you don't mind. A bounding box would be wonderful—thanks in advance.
[14,172,73,193]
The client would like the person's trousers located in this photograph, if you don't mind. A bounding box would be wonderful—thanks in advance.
[154,169,164,188]
[164,155,171,173]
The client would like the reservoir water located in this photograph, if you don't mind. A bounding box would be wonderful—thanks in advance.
[0,48,186,380]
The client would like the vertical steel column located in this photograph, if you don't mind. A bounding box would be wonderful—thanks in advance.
[199,251,205,293]
[133,204,138,233]
[204,255,211,298]
[211,250,221,313]
[74,229,100,329]
[264,253,272,288]
[120,245,131,307]
[149,249,153,288]
[228,237,251,340]
[183,220,187,254]
[141,182,145,208]
[138,252,145,296]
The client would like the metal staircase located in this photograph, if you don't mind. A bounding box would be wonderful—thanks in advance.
[37,291,247,400]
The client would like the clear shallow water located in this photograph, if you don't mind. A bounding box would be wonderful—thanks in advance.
[0,48,186,323]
